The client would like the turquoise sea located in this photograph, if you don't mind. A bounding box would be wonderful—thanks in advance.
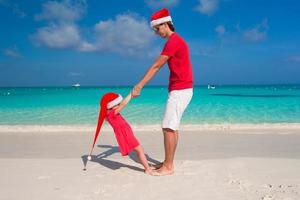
[0,85,300,125]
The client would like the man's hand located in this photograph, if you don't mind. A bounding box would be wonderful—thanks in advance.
[131,85,142,98]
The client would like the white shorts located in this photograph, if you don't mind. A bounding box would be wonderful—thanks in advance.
[162,88,193,131]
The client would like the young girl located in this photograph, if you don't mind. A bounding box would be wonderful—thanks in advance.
[90,92,152,175]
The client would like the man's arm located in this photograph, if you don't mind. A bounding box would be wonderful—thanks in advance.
[132,55,169,97]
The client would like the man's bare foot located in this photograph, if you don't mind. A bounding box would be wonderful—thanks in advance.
[152,164,174,176]
[150,162,163,170]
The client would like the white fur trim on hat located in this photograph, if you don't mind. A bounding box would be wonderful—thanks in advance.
[107,95,123,109]
[150,16,172,28]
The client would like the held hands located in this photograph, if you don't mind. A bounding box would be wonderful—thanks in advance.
[131,85,142,98]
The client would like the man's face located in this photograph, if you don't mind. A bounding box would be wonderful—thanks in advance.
[153,23,168,38]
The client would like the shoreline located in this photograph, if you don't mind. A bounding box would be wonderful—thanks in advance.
[1,123,300,133]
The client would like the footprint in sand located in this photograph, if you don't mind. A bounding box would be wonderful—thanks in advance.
[228,179,252,190]
[261,195,274,200]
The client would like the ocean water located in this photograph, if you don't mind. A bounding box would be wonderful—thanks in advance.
[0,85,300,125]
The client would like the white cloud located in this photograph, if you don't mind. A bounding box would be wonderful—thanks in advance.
[145,0,179,9]
[0,1,26,18]
[68,72,84,77]
[219,20,269,44]
[189,40,221,57]
[35,0,86,22]
[77,41,97,52]
[91,14,155,56]
[287,55,300,62]
[32,23,81,48]
[195,0,219,16]
[215,25,225,36]
[243,19,268,43]
[32,1,156,57]
[32,0,86,49]
[3,46,22,58]
[12,4,26,18]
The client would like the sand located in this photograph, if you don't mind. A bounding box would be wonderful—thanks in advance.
[0,126,300,200]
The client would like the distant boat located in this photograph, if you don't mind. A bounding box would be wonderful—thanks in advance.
[72,83,80,87]
[208,85,216,89]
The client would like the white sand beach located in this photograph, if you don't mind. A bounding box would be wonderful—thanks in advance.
[1,126,300,200]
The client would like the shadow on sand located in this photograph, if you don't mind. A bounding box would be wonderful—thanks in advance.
[81,145,160,173]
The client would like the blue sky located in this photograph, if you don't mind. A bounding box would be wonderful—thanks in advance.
[0,0,299,87]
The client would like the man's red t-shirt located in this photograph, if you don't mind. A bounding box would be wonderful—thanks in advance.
[161,32,193,91]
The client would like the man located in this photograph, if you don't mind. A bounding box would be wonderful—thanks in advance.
[131,8,193,175]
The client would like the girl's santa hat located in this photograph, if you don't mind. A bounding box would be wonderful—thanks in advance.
[91,92,123,148]
[150,8,173,28]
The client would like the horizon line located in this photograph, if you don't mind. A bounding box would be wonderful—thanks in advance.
[1,83,300,88]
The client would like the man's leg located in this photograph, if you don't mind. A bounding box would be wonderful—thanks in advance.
[163,128,178,169]
[154,128,177,175]
[150,129,179,170]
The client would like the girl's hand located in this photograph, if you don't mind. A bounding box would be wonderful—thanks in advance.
[113,105,121,114]
[132,85,142,97]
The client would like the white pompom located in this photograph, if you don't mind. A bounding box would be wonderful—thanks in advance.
[87,156,92,161]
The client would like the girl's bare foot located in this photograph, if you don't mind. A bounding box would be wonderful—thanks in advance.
[144,168,153,175]
[150,162,163,170]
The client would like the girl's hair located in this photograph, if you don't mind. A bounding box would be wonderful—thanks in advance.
[167,22,175,32]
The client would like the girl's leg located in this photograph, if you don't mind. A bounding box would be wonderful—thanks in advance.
[134,145,152,174]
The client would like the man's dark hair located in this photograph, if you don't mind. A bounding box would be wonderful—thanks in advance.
[166,22,175,32]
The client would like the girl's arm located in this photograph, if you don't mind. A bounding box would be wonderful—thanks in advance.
[114,93,132,114]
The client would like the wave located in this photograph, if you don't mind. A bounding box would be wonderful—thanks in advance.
[210,94,299,98]
[1,123,300,133]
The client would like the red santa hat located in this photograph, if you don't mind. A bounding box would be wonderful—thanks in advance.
[150,8,173,28]
[91,92,123,148]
